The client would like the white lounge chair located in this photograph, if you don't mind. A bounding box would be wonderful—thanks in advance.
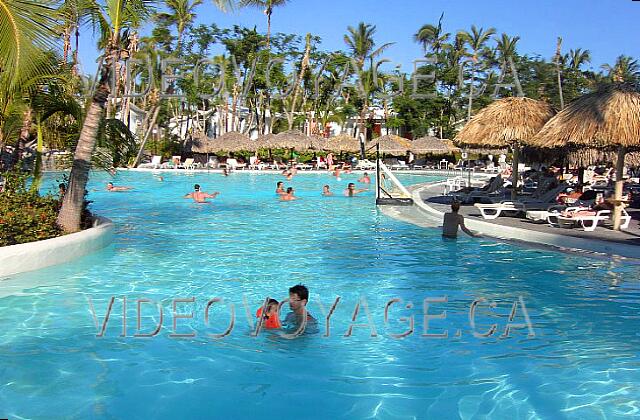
[548,208,631,231]
[355,159,376,170]
[138,155,162,169]
[474,201,525,219]
[225,158,246,170]
[391,160,410,170]
[179,158,197,170]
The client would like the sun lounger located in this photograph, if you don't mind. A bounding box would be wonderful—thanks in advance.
[179,158,197,170]
[547,208,631,232]
[224,158,246,170]
[454,175,504,203]
[138,155,162,169]
[391,160,410,170]
[355,159,376,170]
[474,201,525,219]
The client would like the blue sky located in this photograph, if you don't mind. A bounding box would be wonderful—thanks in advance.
[78,0,640,75]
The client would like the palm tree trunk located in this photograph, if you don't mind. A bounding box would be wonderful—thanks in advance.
[266,9,272,50]
[467,67,474,121]
[133,105,160,167]
[555,37,564,109]
[57,82,110,233]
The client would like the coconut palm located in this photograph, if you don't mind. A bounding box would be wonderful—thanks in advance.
[602,55,640,84]
[568,48,591,71]
[158,0,203,53]
[238,0,287,49]
[414,13,449,57]
[494,33,523,96]
[459,25,496,119]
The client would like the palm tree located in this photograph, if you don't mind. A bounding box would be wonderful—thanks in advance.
[602,55,640,84]
[239,0,287,49]
[568,48,591,71]
[0,0,58,162]
[494,33,523,96]
[460,25,495,119]
[159,0,203,53]
[343,22,393,145]
[414,13,449,57]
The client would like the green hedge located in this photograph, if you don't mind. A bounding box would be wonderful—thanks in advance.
[0,172,62,246]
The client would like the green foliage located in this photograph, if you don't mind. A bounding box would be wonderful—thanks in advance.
[0,170,62,246]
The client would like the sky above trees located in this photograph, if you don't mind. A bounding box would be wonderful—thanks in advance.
[76,0,640,76]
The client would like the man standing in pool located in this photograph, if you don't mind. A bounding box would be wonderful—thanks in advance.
[442,201,479,238]
[184,184,220,203]
[283,284,317,334]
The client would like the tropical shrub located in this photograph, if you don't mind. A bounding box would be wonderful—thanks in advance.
[0,171,61,246]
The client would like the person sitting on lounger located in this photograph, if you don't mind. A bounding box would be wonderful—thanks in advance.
[442,202,479,238]
[184,184,219,203]
[106,182,132,192]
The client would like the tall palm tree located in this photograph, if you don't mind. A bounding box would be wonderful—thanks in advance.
[159,0,203,53]
[568,48,591,71]
[343,22,393,150]
[494,33,523,96]
[414,13,449,57]
[239,0,287,49]
[460,25,495,119]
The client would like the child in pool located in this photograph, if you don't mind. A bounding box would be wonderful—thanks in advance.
[256,298,282,329]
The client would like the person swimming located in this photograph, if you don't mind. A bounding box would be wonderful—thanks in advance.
[106,182,132,192]
[322,185,333,196]
[184,184,220,203]
[333,167,341,181]
[256,298,282,329]
[276,181,286,195]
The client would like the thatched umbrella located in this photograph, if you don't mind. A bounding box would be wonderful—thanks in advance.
[455,97,556,199]
[210,132,254,153]
[410,136,457,154]
[531,84,640,230]
[323,134,361,153]
[273,130,314,151]
[369,134,413,154]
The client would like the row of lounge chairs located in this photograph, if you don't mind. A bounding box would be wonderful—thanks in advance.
[447,174,633,232]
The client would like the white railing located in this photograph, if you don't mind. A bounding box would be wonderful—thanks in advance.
[377,160,412,199]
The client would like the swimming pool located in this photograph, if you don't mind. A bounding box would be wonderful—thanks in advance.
[1,171,639,418]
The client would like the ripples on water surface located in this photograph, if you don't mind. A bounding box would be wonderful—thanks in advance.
[1,171,639,419]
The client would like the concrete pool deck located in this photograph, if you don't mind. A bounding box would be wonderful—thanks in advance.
[382,181,640,260]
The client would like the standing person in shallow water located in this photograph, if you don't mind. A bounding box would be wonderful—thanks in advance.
[358,172,371,184]
[344,183,367,197]
[442,201,479,238]
[184,184,219,203]
[280,187,297,201]
[284,284,317,333]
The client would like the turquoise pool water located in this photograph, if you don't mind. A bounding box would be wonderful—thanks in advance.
[1,170,640,419]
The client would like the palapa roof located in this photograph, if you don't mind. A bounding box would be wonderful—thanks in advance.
[191,132,253,153]
[410,136,458,154]
[323,134,361,153]
[253,130,319,150]
[531,84,640,150]
[455,97,556,148]
[369,134,413,154]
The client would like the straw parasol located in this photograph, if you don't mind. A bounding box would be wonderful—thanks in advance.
[455,97,556,199]
[209,132,254,153]
[531,83,640,229]
[323,134,361,153]
[369,134,413,154]
[410,136,458,154]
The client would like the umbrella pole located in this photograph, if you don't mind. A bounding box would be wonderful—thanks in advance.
[613,146,626,231]
[511,145,520,201]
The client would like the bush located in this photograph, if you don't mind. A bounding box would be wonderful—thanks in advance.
[0,171,62,246]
